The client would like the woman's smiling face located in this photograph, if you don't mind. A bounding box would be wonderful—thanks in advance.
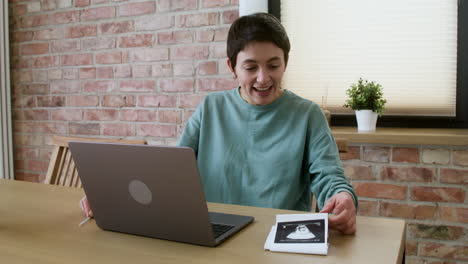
[228,41,286,106]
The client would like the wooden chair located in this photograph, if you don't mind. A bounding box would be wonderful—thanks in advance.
[44,136,146,188]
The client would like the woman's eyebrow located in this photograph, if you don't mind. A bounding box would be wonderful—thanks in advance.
[242,57,281,64]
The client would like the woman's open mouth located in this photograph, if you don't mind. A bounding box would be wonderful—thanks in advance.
[253,86,273,97]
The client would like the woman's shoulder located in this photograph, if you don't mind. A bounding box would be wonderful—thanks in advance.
[284,90,322,112]
[202,88,237,107]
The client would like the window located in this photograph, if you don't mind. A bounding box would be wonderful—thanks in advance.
[269,0,468,128]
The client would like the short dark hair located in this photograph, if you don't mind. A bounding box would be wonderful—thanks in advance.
[227,13,291,69]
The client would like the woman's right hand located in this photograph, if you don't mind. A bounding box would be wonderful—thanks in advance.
[79,196,93,217]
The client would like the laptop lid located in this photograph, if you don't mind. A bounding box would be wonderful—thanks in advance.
[69,142,253,247]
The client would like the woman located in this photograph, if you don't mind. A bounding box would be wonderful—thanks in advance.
[81,13,357,234]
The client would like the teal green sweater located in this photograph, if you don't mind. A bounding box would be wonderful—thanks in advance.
[178,88,357,211]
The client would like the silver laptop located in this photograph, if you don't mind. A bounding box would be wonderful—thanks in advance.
[69,142,254,247]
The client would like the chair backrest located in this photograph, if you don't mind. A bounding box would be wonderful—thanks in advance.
[45,136,146,188]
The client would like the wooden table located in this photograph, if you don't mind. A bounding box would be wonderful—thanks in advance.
[0,180,405,264]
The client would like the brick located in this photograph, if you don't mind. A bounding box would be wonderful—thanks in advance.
[67,95,99,107]
[32,70,48,82]
[381,166,434,182]
[410,186,465,203]
[51,39,80,53]
[363,146,390,163]
[119,34,153,48]
[179,94,204,108]
[158,0,197,11]
[37,96,65,107]
[380,202,437,220]
[137,124,176,137]
[13,31,34,42]
[135,15,173,31]
[159,110,182,124]
[130,48,169,62]
[419,242,468,260]
[392,147,419,163]
[50,11,80,24]
[214,28,229,41]
[353,182,406,200]
[118,1,155,17]
[15,147,39,159]
[198,61,217,75]
[50,81,80,93]
[119,80,155,92]
[75,0,89,7]
[210,43,227,58]
[69,122,100,135]
[197,29,214,42]
[356,200,378,216]
[114,65,132,78]
[81,6,116,21]
[102,123,134,136]
[22,84,49,94]
[408,224,464,240]
[24,110,49,120]
[120,109,156,122]
[82,37,116,50]
[84,109,117,121]
[66,25,97,38]
[201,0,230,8]
[21,43,49,55]
[17,159,49,172]
[339,146,360,160]
[84,80,115,92]
[32,56,60,68]
[343,164,375,180]
[21,14,48,28]
[79,68,96,79]
[173,63,194,76]
[63,68,78,80]
[13,71,33,83]
[50,109,83,121]
[138,95,177,107]
[439,206,468,223]
[35,122,67,134]
[13,4,27,16]
[33,28,64,40]
[99,21,134,35]
[453,150,468,166]
[198,78,237,91]
[14,134,44,146]
[422,149,450,165]
[440,168,468,185]
[42,0,57,10]
[101,95,136,107]
[222,10,238,24]
[92,0,109,4]
[405,240,418,257]
[61,53,93,66]
[152,64,172,77]
[132,65,152,78]
[176,13,219,28]
[57,0,72,8]
[96,51,123,64]
[160,79,194,92]
[158,31,193,45]
[97,67,113,78]
[15,172,40,182]
[48,69,62,80]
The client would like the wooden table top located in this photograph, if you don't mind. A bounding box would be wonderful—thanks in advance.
[0,180,405,264]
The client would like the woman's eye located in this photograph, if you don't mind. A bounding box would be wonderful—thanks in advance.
[269,65,280,69]
[244,66,257,71]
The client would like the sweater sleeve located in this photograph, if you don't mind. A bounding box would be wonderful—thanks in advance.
[177,100,203,153]
[306,105,358,210]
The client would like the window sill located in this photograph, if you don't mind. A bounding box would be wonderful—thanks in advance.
[331,127,468,146]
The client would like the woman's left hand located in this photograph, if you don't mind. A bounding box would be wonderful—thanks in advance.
[319,192,356,235]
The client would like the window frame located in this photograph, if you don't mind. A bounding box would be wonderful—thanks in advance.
[269,0,468,128]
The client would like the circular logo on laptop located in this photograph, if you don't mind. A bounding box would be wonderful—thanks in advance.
[128,180,152,205]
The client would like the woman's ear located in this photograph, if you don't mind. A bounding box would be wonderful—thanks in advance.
[227,59,237,79]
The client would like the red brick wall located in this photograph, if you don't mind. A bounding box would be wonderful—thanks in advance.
[342,145,468,264]
[8,1,467,263]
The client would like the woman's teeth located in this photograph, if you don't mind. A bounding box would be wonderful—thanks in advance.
[254,86,271,91]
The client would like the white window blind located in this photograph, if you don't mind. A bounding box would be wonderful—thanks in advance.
[281,0,457,116]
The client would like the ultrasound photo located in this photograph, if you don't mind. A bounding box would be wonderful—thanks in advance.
[274,219,325,244]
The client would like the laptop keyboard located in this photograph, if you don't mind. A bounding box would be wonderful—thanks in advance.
[211,223,235,239]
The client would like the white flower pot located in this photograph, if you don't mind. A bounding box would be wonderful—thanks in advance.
[355,110,378,132]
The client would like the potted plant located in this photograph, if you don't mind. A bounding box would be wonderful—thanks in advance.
[344,78,387,131]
